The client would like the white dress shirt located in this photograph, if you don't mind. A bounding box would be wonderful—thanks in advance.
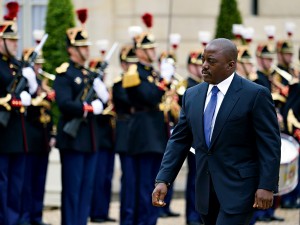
[204,72,235,140]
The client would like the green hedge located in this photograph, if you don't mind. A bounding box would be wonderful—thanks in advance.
[215,0,243,39]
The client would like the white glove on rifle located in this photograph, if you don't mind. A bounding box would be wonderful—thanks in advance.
[91,99,104,115]
[160,58,175,83]
[22,67,38,94]
[93,77,109,103]
[20,91,32,106]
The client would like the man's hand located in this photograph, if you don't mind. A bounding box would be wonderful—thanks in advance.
[152,183,168,207]
[93,78,109,103]
[253,189,274,210]
[160,59,175,83]
[22,67,38,94]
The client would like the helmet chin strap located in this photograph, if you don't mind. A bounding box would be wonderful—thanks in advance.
[261,59,270,74]
[281,53,289,68]
[143,48,153,64]
[75,46,86,64]
[3,39,13,59]
[241,63,250,76]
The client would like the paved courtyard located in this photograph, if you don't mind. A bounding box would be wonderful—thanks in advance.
[43,199,299,225]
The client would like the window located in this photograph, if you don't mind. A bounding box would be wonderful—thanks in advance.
[2,0,47,56]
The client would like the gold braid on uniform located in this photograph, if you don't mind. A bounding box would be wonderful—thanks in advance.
[56,62,70,74]
[122,64,141,88]
[0,94,12,111]
[287,109,300,134]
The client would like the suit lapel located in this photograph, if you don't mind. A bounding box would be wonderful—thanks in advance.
[210,74,243,148]
[193,83,208,144]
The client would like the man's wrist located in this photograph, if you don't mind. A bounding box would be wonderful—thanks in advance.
[155,180,171,187]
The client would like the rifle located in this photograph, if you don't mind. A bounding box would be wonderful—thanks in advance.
[0,34,48,127]
[63,42,118,138]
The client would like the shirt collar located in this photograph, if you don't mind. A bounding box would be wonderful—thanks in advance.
[207,72,235,96]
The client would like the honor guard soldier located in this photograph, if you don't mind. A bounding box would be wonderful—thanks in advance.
[274,22,298,86]
[278,34,300,209]
[236,47,258,81]
[281,81,300,209]
[157,51,181,219]
[19,29,54,225]
[0,2,39,224]
[249,43,285,224]
[89,56,116,223]
[112,44,138,225]
[53,9,105,225]
[122,23,171,224]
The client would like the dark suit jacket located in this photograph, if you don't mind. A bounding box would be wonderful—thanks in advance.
[156,74,281,215]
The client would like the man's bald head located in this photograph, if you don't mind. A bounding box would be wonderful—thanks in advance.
[201,38,238,84]
[207,38,238,63]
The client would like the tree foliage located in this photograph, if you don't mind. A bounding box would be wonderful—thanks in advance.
[43,0,75,73]
[43,0,75,125]
[215,0,243,39]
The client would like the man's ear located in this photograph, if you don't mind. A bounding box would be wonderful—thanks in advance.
[228,61,235,70]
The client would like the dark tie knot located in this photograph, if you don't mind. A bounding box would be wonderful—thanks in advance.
[211,86,219,96]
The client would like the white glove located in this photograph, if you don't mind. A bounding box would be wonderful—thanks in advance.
[20,91,32,106]
[93,78,109,103]
[160,58,175,82]
[22,67,38,94]
[91,99,104,115]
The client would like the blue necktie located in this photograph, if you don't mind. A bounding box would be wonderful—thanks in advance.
[204,86,219,147]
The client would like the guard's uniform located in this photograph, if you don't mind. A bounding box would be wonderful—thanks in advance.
[277,40,300,209]
[89,58,116,223]
[112,45,137,225]
[122,31,168,225]
[182,51,204,225]
[19,47,54,225]
[125,62,167,225]
[0,16,29,225]
[250,43,285,224]
[53,24,101,225]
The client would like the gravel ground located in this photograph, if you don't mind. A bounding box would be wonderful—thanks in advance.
[43,198,300,225]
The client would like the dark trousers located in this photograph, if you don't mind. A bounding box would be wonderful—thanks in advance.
[134,153,162,225]
[60,151,97,225]
[0,153,26,225]
[90,149,115,219]
[186,152,202,223]
[119,154,136,225]
[19,153,49,224]
[200,179,254,225]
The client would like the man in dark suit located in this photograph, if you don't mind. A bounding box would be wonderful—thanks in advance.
[152,38,281,225]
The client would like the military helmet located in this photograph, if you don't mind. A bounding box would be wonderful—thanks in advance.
[276,40,293,54]
[187,51,203,65]
[22,48,45,64]
[66,8,91,47]
[119,45,138,63]
[237,46,252,63]
[256,43,275,59]
[0,1,19,40]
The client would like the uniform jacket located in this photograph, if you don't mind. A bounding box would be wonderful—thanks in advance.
[53,60,101,152]
[0,54,28,153]
[125,62,168,155]
[255,70,271,91]
[156,74,281,215]
[25,78,53,153]
[112,76,131,153]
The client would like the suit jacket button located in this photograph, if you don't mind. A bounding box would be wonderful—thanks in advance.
[207,152,212,156]
[206,170,209,175]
